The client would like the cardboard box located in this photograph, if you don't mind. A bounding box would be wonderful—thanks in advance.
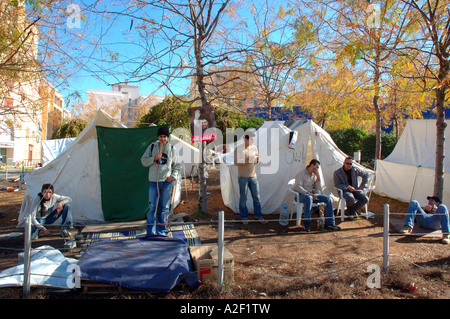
[189,244,234,284]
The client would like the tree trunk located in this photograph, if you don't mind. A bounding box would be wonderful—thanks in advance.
[433,88,446,199]
[373,64,382,160]
[266,95,274,120]
[197,141,207,215]
[374,95,382,159]
[194,31,209,215]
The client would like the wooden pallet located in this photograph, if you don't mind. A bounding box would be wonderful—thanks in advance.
[80,279,188,295]
[81,280,125,294]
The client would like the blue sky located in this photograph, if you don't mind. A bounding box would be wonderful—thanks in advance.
[37,0,296,110]
[41,1,194,108]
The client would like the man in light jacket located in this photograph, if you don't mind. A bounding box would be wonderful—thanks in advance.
[26,183,73,239]
[234,131,265,224]
[141,126,180,236]
[294,159,340,231]
[333,156,369,220]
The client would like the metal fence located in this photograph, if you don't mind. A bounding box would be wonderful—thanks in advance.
[0,159,39,181]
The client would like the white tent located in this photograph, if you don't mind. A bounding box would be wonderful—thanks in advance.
[18,110,194,225]
[375,119,450,207]
[220,120,374,215]
[19,110,127,224]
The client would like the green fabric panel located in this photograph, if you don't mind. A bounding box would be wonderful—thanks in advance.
[96,125,167,222]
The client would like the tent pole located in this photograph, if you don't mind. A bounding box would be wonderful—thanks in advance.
[23,216,32,298]
[409,165,422,202]
[217,210,224,291]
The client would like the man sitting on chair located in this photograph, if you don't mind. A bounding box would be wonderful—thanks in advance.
[333,156,369,220]
[294,159,341,232]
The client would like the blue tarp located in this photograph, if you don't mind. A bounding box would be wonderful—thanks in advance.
[77,236,201,292]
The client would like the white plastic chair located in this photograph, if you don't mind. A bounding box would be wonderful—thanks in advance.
[287,179,324,226]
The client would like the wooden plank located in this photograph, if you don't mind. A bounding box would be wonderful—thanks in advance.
[80,279,188,295]
[81,280,122,294]
[80,220,146,234]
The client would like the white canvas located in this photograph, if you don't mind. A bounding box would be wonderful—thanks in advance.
[375,119,450,207]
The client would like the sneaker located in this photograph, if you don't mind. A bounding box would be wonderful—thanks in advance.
[325,224,341,231]
[442,233,449,245]
[242,219,249,225]
[345,211,357,221]
[400,225,413,234]
[257,218,268,224]
[345,215,355,221]
[60,228,70,238]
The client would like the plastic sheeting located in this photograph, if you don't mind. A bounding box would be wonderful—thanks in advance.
[77,237,200,292]
[41,138,75,166]
[0,245,78,289]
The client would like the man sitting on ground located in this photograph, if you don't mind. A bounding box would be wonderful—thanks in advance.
[400,195,449,245]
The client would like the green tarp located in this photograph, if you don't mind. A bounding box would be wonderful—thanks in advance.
[96,125,168,221]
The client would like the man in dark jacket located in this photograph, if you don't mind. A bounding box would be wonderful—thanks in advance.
[333,156,369,220]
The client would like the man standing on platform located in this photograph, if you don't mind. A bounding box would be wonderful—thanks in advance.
[141,126,180,236]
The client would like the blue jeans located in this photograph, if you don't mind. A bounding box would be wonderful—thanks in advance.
[343,189,368,214]
[31,203,73,239]
[147,181,173,236]
[238,177,263,220]
[299,194,336,226]
[404,200,450,233]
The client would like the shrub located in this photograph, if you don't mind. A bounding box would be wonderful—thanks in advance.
[361,132,397,162]
[328,127,367,156]
[51,118,87,139]
[238,116,265,131]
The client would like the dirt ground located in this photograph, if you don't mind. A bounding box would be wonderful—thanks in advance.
[0,167,449,300]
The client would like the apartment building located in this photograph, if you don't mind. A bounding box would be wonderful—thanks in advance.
[0,1,68,166]
[87,82,164,127]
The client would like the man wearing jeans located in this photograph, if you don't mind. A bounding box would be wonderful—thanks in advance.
[25,183,73,239]
[400,196,450,244]
[141,126,180,236]
[294,159,341,232]
[234,131,265,224]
